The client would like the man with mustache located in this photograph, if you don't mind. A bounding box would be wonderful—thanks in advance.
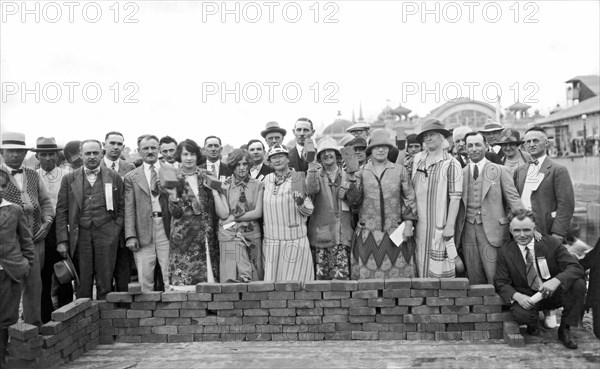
[56,139,125,300]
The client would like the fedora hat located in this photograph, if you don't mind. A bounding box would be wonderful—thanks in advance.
[0,132,31,150]
[267,144,289,159]
[366,129,394,155]
[54,254,79,285]
[481,119,504,132]
[31,137,62,152]
[494,128,525,146]
[315,137,340,162]
[416,118,451,142]
[261,121,287,139]
[346,122,370,133]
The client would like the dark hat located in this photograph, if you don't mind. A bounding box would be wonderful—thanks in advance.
[406,134,419,145]
[481,119,504,132]
[347,137,367,149]
[494,128,525,146]
[31,137,62,152]
[261,121,287,139]
[54,255,79,285]
[416,118,451,142]
[0,132,31,150]
[366,129,394,155]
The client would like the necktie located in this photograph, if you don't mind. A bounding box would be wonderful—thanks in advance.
[526,246,542,291]
[111,162,116,170]
[150,165,159,197]
[473,165,479,181]
[529,159,539,166]
[11,168,23,176]
[86,169,99,176]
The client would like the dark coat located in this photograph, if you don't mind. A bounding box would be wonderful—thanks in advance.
[288,147,309,173]
[0,203,35,282]
[580,237,600,307]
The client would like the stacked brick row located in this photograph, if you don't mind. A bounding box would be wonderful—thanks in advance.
[99,278,513,343]
[6,298,100,369]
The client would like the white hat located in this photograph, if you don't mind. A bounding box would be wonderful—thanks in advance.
[346,122,370,133]
[452,126,473,142]
[0,132,31,150]
[267,144,289,159]
[316,137,340,162]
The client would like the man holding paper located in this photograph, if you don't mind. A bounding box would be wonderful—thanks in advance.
[494,209,585,349]
[56,139,125,300]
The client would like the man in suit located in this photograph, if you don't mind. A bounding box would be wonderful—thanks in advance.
[56,139,125,300]
[201,136,232,180]
[455,132,524,284]
[159,136,179,169]
[1,132,54,327]
[288,117,315,172]
[247,139,274,181]
[453,126,502,167]
[101,131,136,292]
[494,209,585,349]
[124,135,171,292]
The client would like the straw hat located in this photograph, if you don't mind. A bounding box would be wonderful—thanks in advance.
[481,119,504,132]
[346,122,370,133]
[0,132,31,150]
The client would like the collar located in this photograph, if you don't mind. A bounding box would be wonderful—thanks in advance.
[207,159,220,167]
[143,161,161,171]
[532,154,546,166]
[296,144,304,155]
[0,199,14,208]
[232,174,251,187]
[518,239,535,252]
[104,157,118,167]
[470,157,487,170]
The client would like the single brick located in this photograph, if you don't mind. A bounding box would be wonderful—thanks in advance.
[352,331,378,340]
[435,331,462,341]
[368,298,395,307]
[154,310,179,318]
[101,309,127,319]
[380,306,409,315]
[295,291,322,300]
[352,290,378,299]
[475,322,503,331]
[267,291,294,300]
[299,332,325,341]
[472,305,502,314]
[196,283,221,293]
[441,306,470,315]
[134,292,162,302]
[182,301,208,309]
[282,325,308,333]
[269,317,295,325]
[296,308,323,316]
[503,321,520,334]
[157,302,183,310]
[324,307,349,315]
[234,300,261,309]
[447,323,474,331]
[269,308,296,317]
[217,310,243,318]
[438,289,467,298]
[247,281,275,292]
[484,295,505,306]
[131,302,157,310]
[243,316,269,325]
[330,280,358,291]
[467,284,496,297]
[426,297,454,306]
[458,314,487,323]
[390,323,417,333]
[324,332,352,340]
[341,299,368,308]
[363,323,389,332]
[261,300,287,308]
[403,315,431,324]
[195,333,221,342]
[207,301,234,310]
[462,330,490,340]
[97,301,116,310]
[188,292,213,301]
[242,308,268,317]
[166,318,191,325]
[384,278,412,289]
[112,318,140,328]
[335,322,362,331]
[406,332,435,340]
[440,278,469,290]
[51,298,92,321]
[349,307,376,316]
[376,315,403,324]
[128,283,142,295]
[167,334,193,343]
[141,334,167,343]
[242,292,270,301]
[383,289,411,298]
[288,300,315,308]
[397,297,425,306]
[190,316,218,325]
[151,326,178,335]
[380,331,406,340]
[430,314,459,324]
[274,281,302,292]
[410,289,438,297]
[125,327,152,335]
[273,333,297,341]
[323,291,350,299]
[486,312,513,322]
[161,291,188,302]
[349,316,375,323]
[40,321,63,336]
[221,283,247,293]
[296,316,321,325]
[455,297,483,306]
[127,310,152,319]
[311,323,335,333]
[213,293,241,302]
[417,323,446,332]
[303,281,331,292]
[358,279,384,290]
[411,278,440,289]
[322,315,349,323]
[107,292,133,303]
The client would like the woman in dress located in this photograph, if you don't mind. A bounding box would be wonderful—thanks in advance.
[410,119,463,278]
[306,137,352,280]
[262,144,314,283]
[213,149,264,282]
[495,128,531,174]
[166,139,219,286]
[346,129,418,279]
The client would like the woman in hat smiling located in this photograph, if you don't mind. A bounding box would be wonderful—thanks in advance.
[495,128,531,173]
[411,119,463,278]
[346,129,418,279]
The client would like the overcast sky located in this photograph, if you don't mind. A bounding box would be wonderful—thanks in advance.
[1,0,599,148]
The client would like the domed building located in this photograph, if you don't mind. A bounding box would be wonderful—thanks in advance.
[421,97,497,131]
[321,111,354,143]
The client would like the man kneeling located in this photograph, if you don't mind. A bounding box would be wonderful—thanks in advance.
[494,209,585,349]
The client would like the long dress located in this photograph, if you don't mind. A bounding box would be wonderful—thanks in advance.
[262,170,314,283]
[346,161,418,279]
[410,151,463,278]
[218,176,264,282]
[168,168,219,286]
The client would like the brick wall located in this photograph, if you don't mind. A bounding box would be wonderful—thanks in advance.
[6,278,525,368]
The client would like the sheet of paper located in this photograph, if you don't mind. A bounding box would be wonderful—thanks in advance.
[105,184,114,211]
[537,257,551,279]
[530,292,543,303]
[222,222,236,230]
[341,200,350,211]
[390,222,406,247]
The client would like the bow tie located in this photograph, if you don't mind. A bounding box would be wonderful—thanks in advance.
[86,169,99,176]
[11,168,23,175]
[529,160,539,166]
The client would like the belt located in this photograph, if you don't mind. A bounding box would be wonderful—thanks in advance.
[151,212,163,218]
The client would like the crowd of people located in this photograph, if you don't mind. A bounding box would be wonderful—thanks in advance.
[0,116,594,360]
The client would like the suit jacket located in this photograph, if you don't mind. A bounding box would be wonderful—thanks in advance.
[455,162,524,248]
[288,147,309,172]
[101,159,135,178]
[254,163,275,181]
[124,165,171,247]
[55,166,125,257]
[0,203,35,282]
[513,157,575,237]
[494,237,584,303]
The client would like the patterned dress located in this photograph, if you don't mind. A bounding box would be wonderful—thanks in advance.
[346,161,418,279]
[168,168,219,285]
[262,170,314,283]
[410,151,463,278]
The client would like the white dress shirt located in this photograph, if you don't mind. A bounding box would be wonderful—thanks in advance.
[469,157,487,180]
[104,157,119,172]
[207,160,220,178]
[143,161,162,212]
[521,154,546,210]
[296,144,305,159]
[2,163,23,190]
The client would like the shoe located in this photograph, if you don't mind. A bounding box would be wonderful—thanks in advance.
[544,313,558,329]
[527,324,540,336]
[558,326,578,349]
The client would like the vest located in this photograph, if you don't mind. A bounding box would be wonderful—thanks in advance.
[79,176,112,228]
[3,168,43,234]
[466,168,483,224]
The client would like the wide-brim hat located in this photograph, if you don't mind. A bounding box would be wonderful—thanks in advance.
[339,134,355,147]
[347,137,367,149]
[54,254,79,285]
[481,119,504,132]
[267,144,289,159]
[316,137,340,162]
[494,128,525,146]
[346,122,370,133]
[31,137,63,152]
[261,121,287,138]
[366,129,394,155]
[0,132,31,150]
[416,118,451,143]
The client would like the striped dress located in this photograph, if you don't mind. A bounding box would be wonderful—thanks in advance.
[262,171,314,283]
[411,151,463,277]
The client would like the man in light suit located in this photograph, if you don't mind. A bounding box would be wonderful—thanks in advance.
[56,139,125,300]
[124,135,171,292]
[455,132,524,284]
[494,209,585,349]
[514,126,575,242]
[288,117,315,173]
[101,131,136,292]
